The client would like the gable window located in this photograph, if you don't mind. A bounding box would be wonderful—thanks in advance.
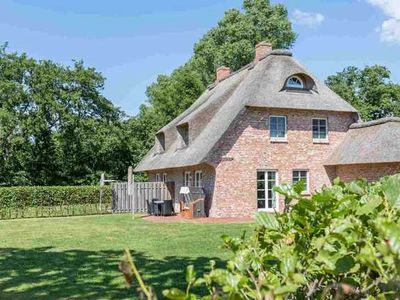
[177,123,189,148]
[184,171,192,187]
[194,171,203,187]
[155,173,161,182]
[286,76,304,89]
[312,118,328,141]
[162,173,167,182]
[292,170,309,193]
[257,170,278,211]
[269,116,287,141]
[156,132,165,153]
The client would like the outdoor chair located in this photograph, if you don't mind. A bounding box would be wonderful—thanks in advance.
[152,199,161,216]
[162,200,175,216]
[146,200,153,215]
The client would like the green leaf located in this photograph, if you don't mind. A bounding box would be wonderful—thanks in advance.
[162,288,187,300]
[280,254,297,276]
[274,283,299,295]
[346,181,365,195]
[293,180,305,195]
[186,265,196,284]
[381,175,400,208]
[255,212,279,230]
[356,195,382,215]
[335,255,356,274]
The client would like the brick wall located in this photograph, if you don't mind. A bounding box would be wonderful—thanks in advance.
[206,107,356,217]
[335,163,400,182]
[147,163,215,215]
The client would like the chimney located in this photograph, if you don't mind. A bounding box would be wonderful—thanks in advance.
[215,66,231,82]
[254,41,272,62]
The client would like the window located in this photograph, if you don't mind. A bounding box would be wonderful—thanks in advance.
[184,171,192,187]
[257,171,278,211]
[177,123,189,148]
[292,170,309,193]
[155,173,161,182]
[312,118,328,141]
[286,76,304,89]
[269,116,287,140]
[162,173,167,182]
[195,171,203,187]
[156,132,165,153]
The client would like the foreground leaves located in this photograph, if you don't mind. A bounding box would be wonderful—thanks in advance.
[124,174,400,299]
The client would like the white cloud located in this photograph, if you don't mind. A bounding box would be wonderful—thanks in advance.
[292,10,325,27]
[367,0,400,44]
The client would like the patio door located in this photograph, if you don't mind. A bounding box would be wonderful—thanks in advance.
[257,170,278,212]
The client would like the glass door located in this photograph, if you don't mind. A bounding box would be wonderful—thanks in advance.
[257,170,278,211]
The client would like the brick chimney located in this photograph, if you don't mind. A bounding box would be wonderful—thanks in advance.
[254,41,272,62]
[215,66,231,82]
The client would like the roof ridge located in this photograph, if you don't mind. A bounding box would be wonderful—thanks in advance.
[350,117,400,129]
[208,49,292,89]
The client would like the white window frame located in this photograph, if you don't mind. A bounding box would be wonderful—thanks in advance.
[257,170,279,212]
[312,118,329,143]
[269,115,287,142]
[162,173,167,182]
[194,170,203,187]
[184,171,192,187]
[286,75,304,89]
[292,169,309,194]
[155,173,161,182]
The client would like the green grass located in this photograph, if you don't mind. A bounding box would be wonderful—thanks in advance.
[0,214,254,299]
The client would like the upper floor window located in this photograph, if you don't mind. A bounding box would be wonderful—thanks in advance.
[156,132,165,153]
[312,118,328,141]
[177,123,189,148]
[269,115,287,141]
[286,76,304,89]
[162,173,167,182]
[194,171,203,187]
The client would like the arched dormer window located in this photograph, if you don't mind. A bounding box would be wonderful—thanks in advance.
[286,75,304,89]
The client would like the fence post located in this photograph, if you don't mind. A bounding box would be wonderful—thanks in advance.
[128,166,134,220]
[100,173,105,211]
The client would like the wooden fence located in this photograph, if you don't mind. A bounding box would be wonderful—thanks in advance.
[112,181,175,213]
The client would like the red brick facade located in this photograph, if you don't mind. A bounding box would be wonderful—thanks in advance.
[147,107,400,217]
[335,163,400,182]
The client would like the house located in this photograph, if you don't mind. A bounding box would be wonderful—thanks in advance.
[135,42,400,217]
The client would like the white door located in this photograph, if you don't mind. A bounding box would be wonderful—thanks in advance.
[257,170,278,212]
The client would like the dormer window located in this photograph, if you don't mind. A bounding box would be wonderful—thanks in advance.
[286,76,304,89]
[177,123,189,149]
[156,132,165,153]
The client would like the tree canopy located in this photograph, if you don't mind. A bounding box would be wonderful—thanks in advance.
[326,65,400,121]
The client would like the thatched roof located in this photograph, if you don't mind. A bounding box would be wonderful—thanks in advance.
[135,50,358,172]
[325,117,400,166]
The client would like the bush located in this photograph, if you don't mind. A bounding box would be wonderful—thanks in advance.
[123,174,400,299]
[0,185,112,219]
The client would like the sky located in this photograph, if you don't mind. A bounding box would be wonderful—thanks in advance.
[0,0,399,116]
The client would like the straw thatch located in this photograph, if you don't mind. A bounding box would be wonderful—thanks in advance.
[325,117,400,165]
[135,50,357,172]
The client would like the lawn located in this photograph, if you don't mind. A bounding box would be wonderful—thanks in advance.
[0,214,254,299]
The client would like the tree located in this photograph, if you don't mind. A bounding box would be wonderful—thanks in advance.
[326,65,400,121]
[0,45,130,185]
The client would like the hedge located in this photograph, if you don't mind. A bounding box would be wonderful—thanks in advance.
[0,185,112,219]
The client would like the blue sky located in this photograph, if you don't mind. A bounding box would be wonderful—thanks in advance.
[0,0,399,115]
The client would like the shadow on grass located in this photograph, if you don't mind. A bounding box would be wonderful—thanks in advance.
[0,247,224,299]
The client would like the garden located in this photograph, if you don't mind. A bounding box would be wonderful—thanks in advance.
[0,214,253,299]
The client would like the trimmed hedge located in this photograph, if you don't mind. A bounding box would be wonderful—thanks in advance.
[0,185,112,219]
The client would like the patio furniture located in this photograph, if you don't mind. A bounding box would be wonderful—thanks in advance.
[152,199,163,216]
[146,200,153,215]
[162,200,175,216]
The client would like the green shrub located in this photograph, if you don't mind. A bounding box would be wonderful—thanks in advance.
[124,174,400,299]
[0,185,112,219]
